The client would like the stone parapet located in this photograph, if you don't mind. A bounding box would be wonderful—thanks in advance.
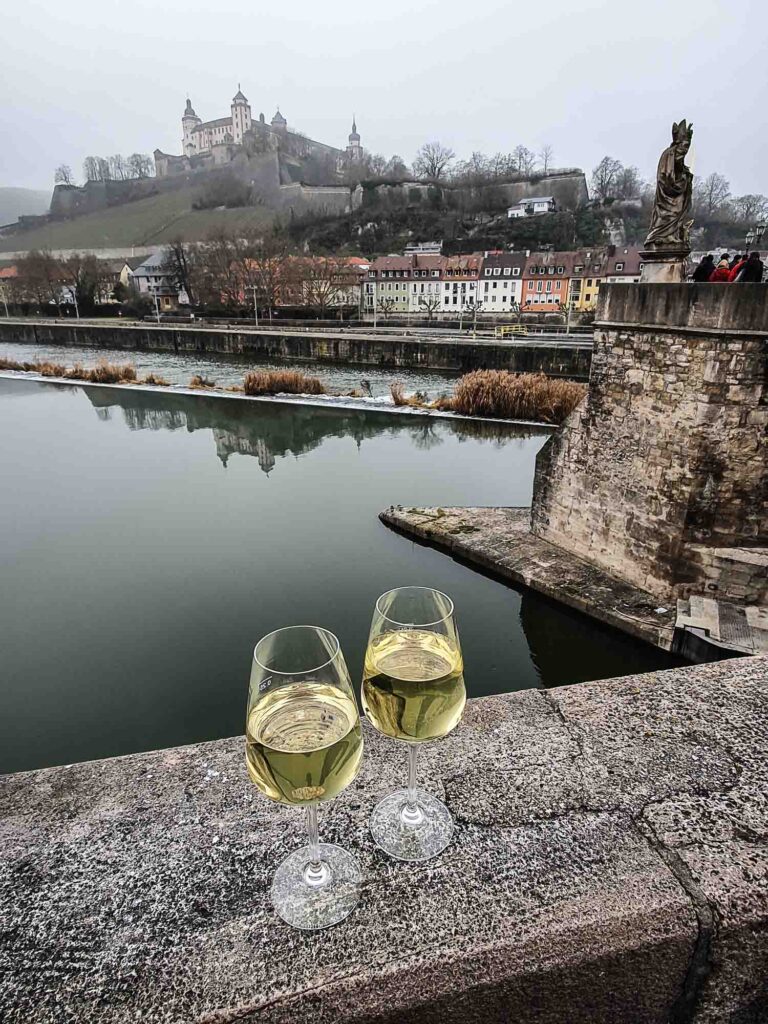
[532,283,767,601]
[1,657,766,1023]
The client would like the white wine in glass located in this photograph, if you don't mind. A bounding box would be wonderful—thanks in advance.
[362,588,465,861]
[246,626,364,930]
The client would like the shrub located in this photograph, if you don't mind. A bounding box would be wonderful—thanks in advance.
[144,373,170,386]
[450,371,586,424]
[37,362,67,377]
[243,370,326,396]
[87,362,137,384]
[390,381,406,406]
[0,356,25,371]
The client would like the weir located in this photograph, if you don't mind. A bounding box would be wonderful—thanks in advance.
[0,319,592,378]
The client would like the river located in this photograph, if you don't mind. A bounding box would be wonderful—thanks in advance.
[0,378,681,772]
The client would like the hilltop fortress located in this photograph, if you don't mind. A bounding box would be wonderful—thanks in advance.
[154,87,363,182]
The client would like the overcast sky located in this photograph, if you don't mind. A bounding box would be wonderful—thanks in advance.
[2,0,766,196]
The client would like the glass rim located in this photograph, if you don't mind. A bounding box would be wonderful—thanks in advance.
[252,625,342,676]
[375,586,455,628]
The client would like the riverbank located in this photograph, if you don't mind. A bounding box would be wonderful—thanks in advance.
[0,318,592,379]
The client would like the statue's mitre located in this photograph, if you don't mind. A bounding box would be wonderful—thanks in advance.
[672,119,693,143]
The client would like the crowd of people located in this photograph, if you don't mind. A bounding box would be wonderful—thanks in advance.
[691,251,766,283]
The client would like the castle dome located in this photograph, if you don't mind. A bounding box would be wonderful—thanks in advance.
[271,108,287,126]
[348,116,360,143]
[183,97,198,118]
[232,85,248,104]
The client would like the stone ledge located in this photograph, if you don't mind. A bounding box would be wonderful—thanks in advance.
[1,658,766,1022]
[379,505,676,649]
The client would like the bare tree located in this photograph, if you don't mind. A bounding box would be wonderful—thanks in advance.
[538,145,554,173]
[413,141,455,181]
[241,233,291,313]
[162,239,198,305]
[614,165,644,200]
[299,257,354,316]
[417,294,441,321]
[108,155,129,181]
[128,153,155,179]
[96,157,111,182]
[731,193,768,224]
[590,156,623,201]
[694,173,731,216]
[54,164,75,186]
[16,250,63,312]
[376,297,397,321]
[82,156,100,182]
[59,253,110,311]
[384,154,410,179]
[513,145,536,176]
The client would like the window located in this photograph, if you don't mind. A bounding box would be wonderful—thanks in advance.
[615,262,624,271]
[529,266,537,274]
[528,281,534,289]
[546,281,552,292]
[536,281,543,292]
[587,278,593,287]
[574,264,583,273]
[593,263,600,271]
[548,267,555,275]
[503,268,511,276]
[484,268,491,276]
[556,266,564,274]
[484,283,489,292]
[513,268,520,276]
[493,282,497,289]
[585,293,591,302]
[432,270,439,278]
[493,268,501,276]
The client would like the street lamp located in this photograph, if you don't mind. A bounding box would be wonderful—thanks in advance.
[149,285,161,324]
[746,221,766,251]
[250,284,259,327]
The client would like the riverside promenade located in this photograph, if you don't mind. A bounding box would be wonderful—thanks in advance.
[1,658,766,1023]
[0,318,592,378]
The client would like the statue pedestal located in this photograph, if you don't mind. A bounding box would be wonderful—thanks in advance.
[639,248,690,283]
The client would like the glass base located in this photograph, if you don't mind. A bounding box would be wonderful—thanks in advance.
[370,787,454,862]
[270,842,362,930]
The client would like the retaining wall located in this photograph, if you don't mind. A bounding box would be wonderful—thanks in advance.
[532,283,768,601]
[1,657,766,1022]
[0,320,592,378]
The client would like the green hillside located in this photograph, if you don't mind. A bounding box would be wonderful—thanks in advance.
[0,187,51,225]
[0,187,274,252]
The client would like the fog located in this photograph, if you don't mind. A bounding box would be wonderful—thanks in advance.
[2,0,766,196]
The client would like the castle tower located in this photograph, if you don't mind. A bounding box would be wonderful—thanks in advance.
[347,116,362,161]
[230,85,251,144]
[271,108,287,134]
[182,97,201,156]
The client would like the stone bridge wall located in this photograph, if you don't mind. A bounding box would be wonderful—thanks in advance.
[532,284,768,602]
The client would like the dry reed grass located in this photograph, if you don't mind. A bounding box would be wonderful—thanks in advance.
[448,371,586,424]
[189,374,216,389]
[143,373,170,386]
[243,369,326,396]
[1,355,140,385]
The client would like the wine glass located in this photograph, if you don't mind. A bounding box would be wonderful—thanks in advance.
[246,625,364,929]
[361,587,465,861]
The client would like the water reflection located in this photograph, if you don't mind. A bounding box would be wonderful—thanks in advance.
[84,386,543,474]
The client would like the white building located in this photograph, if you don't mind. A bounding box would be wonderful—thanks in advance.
[440,255,481,312]
[478,253,525,311]
[507,196,557,219]
[182,88,255,156]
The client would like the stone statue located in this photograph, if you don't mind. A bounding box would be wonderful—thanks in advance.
[644,120,694,250]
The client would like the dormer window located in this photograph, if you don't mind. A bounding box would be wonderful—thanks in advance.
[615,262,624,271]
[503,268,511,276]
[485,268,492,276]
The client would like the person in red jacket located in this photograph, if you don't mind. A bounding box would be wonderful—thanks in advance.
[709,259,731,282]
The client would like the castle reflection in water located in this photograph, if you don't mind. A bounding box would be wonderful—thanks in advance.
[85,387,541,475]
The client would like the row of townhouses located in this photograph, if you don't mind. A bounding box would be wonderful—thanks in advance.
[364,246,643,316]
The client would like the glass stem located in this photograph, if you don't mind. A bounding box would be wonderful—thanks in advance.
[303,804,330,887]
[401,745,424,828]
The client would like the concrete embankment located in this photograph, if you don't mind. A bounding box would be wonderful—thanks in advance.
[0,319,592,378]
[1,656,766,1022]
